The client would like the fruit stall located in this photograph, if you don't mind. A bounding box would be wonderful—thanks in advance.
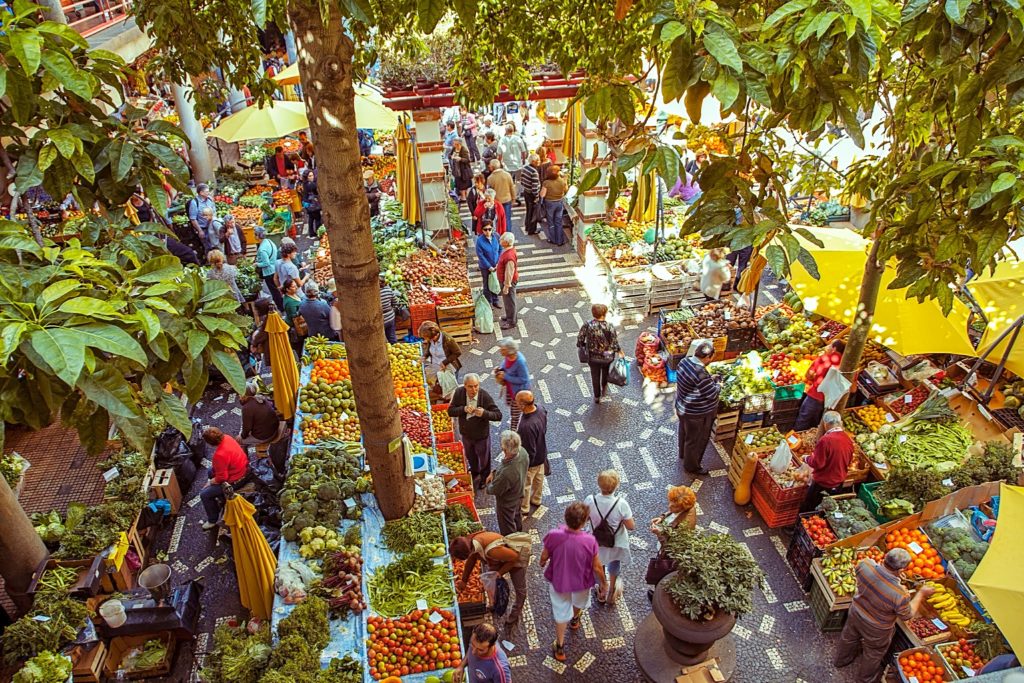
[197,340,472,683]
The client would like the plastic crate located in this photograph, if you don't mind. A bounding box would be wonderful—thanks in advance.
[773,382,806,401]
[858,481,898,523]
[809,579,848,632]
[753,457,809,506]
[895,647,953,683]
[446,492,479,522]
[751,485,802,528]
[786,516,823,590]
[725,327,757,352]
[742,391,774,414]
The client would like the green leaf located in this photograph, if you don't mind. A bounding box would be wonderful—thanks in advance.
[584,87,613,123]
[48,129,77,158]
[72,323,148,366]
[132,255,183,283]
[36,21,89,49]
[58,297,124,318]
[702,26,743,72]
[69,151,96,184]
[711,71,740,109]
[77,367,139,419]
[0,233,42,256]
[765,244,787,277]
[37,279,82,310]
[211,349,247,394]
[765,0,815,26]
[845,0,872,25]
[796,247,820,280]
[28,327,85,385]
[15,149,43,193]
[660,21,687,43]
[650,145,681,188]
[794,227,825,248]
[450,0,475,26]
[184,358,208,403]
[6,67,33,125]
[661,40,692,103]
[9,29,43,75]
[577,167,603,194]
[142,282,179,297]
[416,0,444,32]
[975,224,1007,265]
[991,172,1017,193]
[944,0,971,23]
[0,67,7,99]
[608,86,636,125]
[935,233,961,261]
[144,119,188,141]
[158,392,192,438]
[251,0,267,27]
[135,309,161,343]
[37,145,58,173]
[958,116,982,156]
[968,187,992,209]
[186,329,210,358]
[934,283,954,315]
[0,322,28,364]
[113,140,136,182]
[617,150,646,173]
[40,49,95,100]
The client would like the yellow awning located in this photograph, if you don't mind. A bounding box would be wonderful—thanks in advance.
[789,226,978,357]
[207,101,310,143]
[271,68,397,130]
[969,483,1024,659]
[395,117,420,224]
[967,255,1024,380]
[272,62,300,85]
[265,310,299,419]
[223,494,277,621]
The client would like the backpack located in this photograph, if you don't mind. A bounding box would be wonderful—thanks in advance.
[591,496,622,548]
[477,532,533,568]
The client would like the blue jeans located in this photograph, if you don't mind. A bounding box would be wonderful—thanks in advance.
[606,560,621,578]
[384,320,397,344]
[794,394,824,431]
[543,199,565,245]
[502,201,514,234]
[200,484,226,523]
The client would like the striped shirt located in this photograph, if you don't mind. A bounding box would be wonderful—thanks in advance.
[380,286,397,325]
[520,164,541,196]
[850,559,911,630]
[674,356,720,416]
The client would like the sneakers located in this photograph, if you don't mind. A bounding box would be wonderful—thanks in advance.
[569,614,581,630]
[552,641,566,662]
[201,521,217,531]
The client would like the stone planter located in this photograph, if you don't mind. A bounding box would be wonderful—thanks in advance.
[650,572,737,665]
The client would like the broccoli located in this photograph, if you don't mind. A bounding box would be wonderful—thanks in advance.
[316,483,340,501]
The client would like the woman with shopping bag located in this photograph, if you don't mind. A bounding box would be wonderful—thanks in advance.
[794,340,846,430]
[450,530,531,636]
[419,321,463,391]
[576,304,625,404]
[475,221,502,308]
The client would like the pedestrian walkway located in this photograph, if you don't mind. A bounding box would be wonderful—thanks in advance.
[458,200,583,292]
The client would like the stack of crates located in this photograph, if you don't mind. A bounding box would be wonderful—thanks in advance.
[787,512,826,590]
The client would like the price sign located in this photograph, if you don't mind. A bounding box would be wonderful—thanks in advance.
[931,618,947,631]
[821,330,830,338]
[964,667,976,677]
[446,478,459,489]
[414,483,423,496]
[833,512,845,519]
[908,541,924,554]
[428,611,444,624]
[501,640,516,651]
[416,599,428,611]
[978,404,992,421]
[942,478,954,487]
[909,677,920,683]
[877,462,889,470]
[899,435,907,443]
[724,310,732,320]
[32,615,51,622]
[904,393,914,404]
[885,413,895,423]
[745,434,754,445]
[707,320,714,327]
[102,467,120,482]
[343,497,356,510]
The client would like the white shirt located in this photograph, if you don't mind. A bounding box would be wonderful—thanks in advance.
[700,255,731,300]
[584,493,634,565]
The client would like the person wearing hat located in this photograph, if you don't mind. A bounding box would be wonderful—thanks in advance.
[495,337,530,430]
[186,183,217,253]
[364,170,382,218]
[254,226,282,309]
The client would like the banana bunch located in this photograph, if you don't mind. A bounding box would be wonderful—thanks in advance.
[821,548,857,596]
[925,582,971,627]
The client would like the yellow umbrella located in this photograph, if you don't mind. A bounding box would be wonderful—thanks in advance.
[395,117,420,224]
[788,226,978,357]
[967,253,1024,379]
[562,101,582,161]
[223,494,277,621]
[969,483,1024,658]
[207,101,310,143]
[265,310,299,419]
[627,171,657,223]
[270,69,396,129]
[272,62,300,85]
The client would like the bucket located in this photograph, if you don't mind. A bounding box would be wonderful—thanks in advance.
[99,599,127,628]
[138,563,172,604]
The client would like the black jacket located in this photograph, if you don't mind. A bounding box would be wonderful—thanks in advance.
[447,387,501,441]
[516,407,548,467]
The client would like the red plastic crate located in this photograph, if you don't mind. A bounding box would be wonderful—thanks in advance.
[436,441,463,454]
[752,486,801,528]
[409,303,438,337]
[753,457,808,506]
[446,492,479,521]
[435,430,454,443]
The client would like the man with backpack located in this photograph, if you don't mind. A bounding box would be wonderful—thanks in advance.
[450,530,532,637]
[486,430,528,535]
[584,470,635,606]
[186,183,217,255]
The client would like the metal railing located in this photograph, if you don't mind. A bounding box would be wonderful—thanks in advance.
[63,0,132,39]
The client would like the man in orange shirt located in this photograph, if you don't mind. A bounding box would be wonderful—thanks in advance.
[794,340,846,430]
[199,427,250,529]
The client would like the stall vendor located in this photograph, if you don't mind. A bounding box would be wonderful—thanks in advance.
[798,410,854,512]
[199,427,250,530]
[794,340,846,431]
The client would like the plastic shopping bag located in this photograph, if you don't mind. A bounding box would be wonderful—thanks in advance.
[769,440,794,474]
[819,365,852,409]
[487,270,501,295]
[474,291,494,334]
[437,367,458,400]
[608,357,630,387]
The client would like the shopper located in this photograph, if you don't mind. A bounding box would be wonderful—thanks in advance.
[834,549,934,682]
[520,154,542,235]
[451,138,474,203]
[799,411,855,512]
[496,233,519,329]
[487,160,516,233]
[473,189,507,236]
[363,170,382,217]
[700,248,732,300]
[667,173,702,204]
[475,221,502,307]
[206,249,243,303]
[515,390,548,517]
[486,430,528,535]
[443,121,459,160]
[379,277,398,343]
[451,533,528,637]
[584,470,634,605]
[495,337,530,430]
[186,183,217,252]
[265,145,296,188]
[238,380,283,450]
[576,304,624,403]
[253,227,282,309]
[199,427,250,530]
[539,165,568,246]
[219,215,247,265]
[462,110,480,162]
[199,207,223,253]
[447,374,503,490]
[650,485,698,546]
[299,282,334,338]
[794,340,847,431]
[451,623,511,683]
[300,169,322,237]
[481,131,499,175]
[329,284,344,341]
[541,502,608,663]
[467,172,487,218]
[275,242,307,293]
[675,343,721,475]
[418,320,463,382]
[166,235,201,267]
[281,278,303,326]
[498,123,528,186]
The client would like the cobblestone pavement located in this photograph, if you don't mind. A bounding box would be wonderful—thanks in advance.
[155,283,861,682]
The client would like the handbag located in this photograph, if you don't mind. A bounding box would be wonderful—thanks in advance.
[577,324,590,363]
[608,356,630,386]
[645,555,677,586]
[293,313,309,337]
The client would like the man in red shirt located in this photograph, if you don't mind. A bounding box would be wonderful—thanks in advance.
[200,427,250,529]
[799,410,854,512]
[794,339,845,430]
[496,232,519,330]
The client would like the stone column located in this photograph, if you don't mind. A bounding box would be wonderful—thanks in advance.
[39,0,67,24]
[171,81,215,185]
[545,98,567,164]
[573,109,611,260]
[410,109,449,240]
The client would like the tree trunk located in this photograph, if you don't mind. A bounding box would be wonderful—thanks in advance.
[835,236,884,410]
[0,475,48,614]
[288,1,413,520]
[170,80,215,185]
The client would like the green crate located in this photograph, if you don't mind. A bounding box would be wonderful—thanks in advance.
[809,580,848,632]
[773,382,806,401]
[858,481,898,524]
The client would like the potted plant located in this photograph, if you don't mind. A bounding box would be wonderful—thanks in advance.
[651,527,764,664]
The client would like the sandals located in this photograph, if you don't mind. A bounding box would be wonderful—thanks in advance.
[552,641,566,662]
[569,614,581,630]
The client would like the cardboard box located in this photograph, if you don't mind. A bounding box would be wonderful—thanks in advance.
[148,468,182,513]
[675,658,726,683]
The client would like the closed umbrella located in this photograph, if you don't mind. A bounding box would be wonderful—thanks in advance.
[223,493,277,621]
[395,117,420,224]
[562,101,582,162]
[265,310,299,419]
[206,101,310,143]
[969,483,1024,658]
[627,171,657,224]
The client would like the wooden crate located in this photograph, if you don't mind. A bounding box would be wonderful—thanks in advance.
[440,316,473,345]
[148,468,181,513]
[810,557,853,608]
[101,554,135,593]
[72,641,108,683]
[103,633,175,680]
[127,510,147,565]
[437,300,474,321]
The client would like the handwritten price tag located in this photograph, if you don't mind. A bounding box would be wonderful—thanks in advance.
[416,599,428,611]
[821,330,830,338]
[745,434,754,445]
[446,478,459,489]
[428,611,444,624]
[908,541,924,554]
[885,413,895,423]
[904,393,914,404]
[931,618,947,631]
